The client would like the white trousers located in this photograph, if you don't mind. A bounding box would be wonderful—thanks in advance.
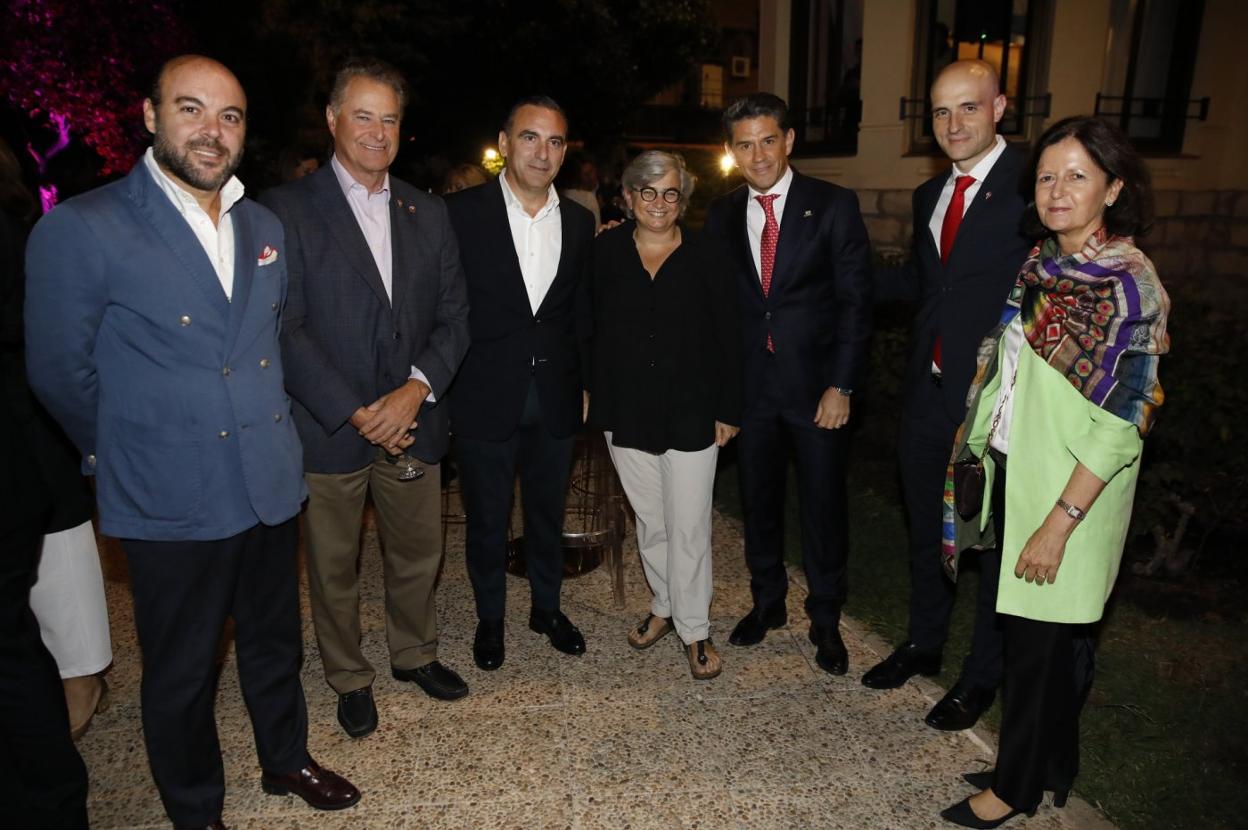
[605,434,718,644]
[30,520,113,677]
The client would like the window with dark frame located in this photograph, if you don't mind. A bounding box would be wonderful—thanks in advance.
[1096,0,1206,154]
[788,0,864,157]
[906,0,1052,151]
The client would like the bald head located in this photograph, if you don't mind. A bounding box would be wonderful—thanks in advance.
[933,59,1000,97]
[142,54,247,202]
[930,59,1007,170]
[149,55,244,109]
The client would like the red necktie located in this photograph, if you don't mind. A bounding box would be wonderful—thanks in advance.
[933,175,976,372]
[757,193,780,353]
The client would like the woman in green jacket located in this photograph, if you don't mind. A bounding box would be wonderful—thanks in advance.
[940,116,1170,828]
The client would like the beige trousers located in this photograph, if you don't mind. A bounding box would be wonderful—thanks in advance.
[605,434,719,644]
[304,450,442,694]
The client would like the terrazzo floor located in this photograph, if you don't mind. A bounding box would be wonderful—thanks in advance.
[79,495,1116,829]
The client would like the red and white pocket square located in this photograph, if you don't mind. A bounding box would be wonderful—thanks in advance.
[257,245,279,266]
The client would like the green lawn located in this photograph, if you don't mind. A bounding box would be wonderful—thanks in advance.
[711,365,1246,830]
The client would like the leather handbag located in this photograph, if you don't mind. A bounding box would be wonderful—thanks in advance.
[953,456,986,520]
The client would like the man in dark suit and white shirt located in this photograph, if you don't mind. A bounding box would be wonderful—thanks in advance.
[444,96,594,672]
[704,94,873,675]
[25,55,359,828]
[261,59,471,739]
[862,60,1032,732]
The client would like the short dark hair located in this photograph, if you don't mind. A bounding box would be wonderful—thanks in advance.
[502,95,567,135]
[1023,115,1154,240]
[722,93,791,140]
[329,58,408,115]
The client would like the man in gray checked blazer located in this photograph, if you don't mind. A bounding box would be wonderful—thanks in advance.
[261,58,471,739]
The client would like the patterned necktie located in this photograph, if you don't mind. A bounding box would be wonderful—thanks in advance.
[933,175,976,373]
[757,193,780,352]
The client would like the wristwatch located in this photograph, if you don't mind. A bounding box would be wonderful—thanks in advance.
[1055,498,1087,521]
[834,386,853,396]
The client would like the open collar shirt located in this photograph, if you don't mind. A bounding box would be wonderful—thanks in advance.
[143,147,244,301]
[500,169,562,315]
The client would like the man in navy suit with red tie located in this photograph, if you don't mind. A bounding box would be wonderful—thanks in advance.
[863,60,1032,732]
[705,94,873,675]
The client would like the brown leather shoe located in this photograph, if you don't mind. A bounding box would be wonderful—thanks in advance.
[260,758,361,810]
[627,615,674,650]
[687,638,722,680]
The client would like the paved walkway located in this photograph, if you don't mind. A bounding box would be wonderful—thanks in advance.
[81,506,1114,829]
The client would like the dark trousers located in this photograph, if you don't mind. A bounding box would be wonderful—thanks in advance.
[0,522,88,830]
[457,380,576,622]
[900,376,1003,689]
[738,364,850,628]
[989,459,1096,811]
[122,518,310,827]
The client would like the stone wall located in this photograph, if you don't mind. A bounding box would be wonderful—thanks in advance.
[856,188,1248,281]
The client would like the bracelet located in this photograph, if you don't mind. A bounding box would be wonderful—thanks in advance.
[1056,498,1087,521]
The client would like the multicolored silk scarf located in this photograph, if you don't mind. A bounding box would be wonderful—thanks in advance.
[939,230,1170,579]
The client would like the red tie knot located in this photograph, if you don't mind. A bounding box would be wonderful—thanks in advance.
[954,175,976,193]
[756,193,780,213]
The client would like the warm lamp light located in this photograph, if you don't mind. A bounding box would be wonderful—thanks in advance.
[482,147,504,175]
[719,153,736,174]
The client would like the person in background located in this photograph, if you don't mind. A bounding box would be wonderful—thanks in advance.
[589,150,741,679]
[441,162,488,195]
[558,150,601,227]
[1,133,90,830]
[940,116,1168,828]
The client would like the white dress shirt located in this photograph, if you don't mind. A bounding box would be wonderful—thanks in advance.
[144,147,243,300]
[330,154,433,396]
[500,170,563,315]
[745,165,794,282]
[928,134,1007,258]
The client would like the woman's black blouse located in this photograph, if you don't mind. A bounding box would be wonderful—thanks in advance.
[588,222,742,453]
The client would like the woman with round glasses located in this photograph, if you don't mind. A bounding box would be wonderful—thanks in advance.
[588,150,742,679]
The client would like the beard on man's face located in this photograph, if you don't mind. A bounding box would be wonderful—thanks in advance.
[153,128,242,192]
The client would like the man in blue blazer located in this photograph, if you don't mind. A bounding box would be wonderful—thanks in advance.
[705,94,873,676]
[261,59,471,738]
[24,55,358,828]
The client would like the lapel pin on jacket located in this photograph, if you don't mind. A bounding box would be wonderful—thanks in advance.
[803,209,813,217]
[396,197,404,208]
[984,191,993,201]
[258,245,279,266]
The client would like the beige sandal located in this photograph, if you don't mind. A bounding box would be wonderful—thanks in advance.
[67,675,110,741]
[687,638,722,680]
[627,615,674,650]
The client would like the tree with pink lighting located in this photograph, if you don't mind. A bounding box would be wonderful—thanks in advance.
[1,0,188,204]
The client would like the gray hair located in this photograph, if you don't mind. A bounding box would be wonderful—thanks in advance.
[329,58,408,116]
[621,151,695,218]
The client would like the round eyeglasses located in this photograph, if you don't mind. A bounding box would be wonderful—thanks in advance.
[634,187,681,204]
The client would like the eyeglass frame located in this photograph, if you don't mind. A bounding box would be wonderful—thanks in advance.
[633,186,682,204]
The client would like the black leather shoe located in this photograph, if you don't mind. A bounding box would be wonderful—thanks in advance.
[926,680,995,731]
[392,660,469,700]
[728,605,786,646]
[861,641,942,689]
[175,821,227,829]
[962,772,1070,808]
[941,795,1034,828]
[336,687,377,738]
[809,624,848,675]
[528,608,586,655]
[261,758,361,810]
[473,619,505,671]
